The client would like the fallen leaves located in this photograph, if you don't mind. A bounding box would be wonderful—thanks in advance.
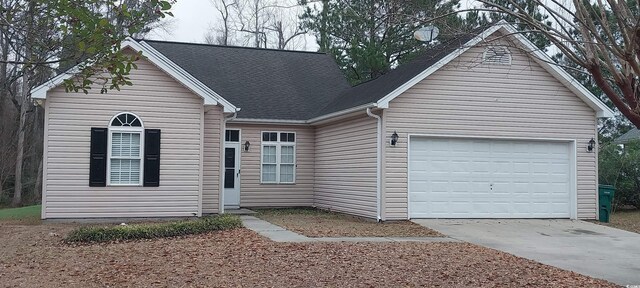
[256,209,443,237]
[0,223,618,287]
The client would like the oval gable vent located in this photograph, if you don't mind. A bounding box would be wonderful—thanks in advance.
[483,46,511,65]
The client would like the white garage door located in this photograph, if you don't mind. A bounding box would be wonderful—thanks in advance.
[409,137,572,218]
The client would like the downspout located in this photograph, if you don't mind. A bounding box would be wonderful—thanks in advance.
[366,107,382,221]
[219,109,239,214]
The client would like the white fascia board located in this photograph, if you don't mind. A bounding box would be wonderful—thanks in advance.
[30,38,240,113]
[375,20,614,119]
[31,66,80,99]
[497,25,614,118]
[229,118,307,125]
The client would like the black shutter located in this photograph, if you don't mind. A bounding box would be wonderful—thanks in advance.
[89,128,108,187]
[144,129,161,187]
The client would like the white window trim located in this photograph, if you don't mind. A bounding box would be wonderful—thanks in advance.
[107,113,145,186]
[260,131,296,184]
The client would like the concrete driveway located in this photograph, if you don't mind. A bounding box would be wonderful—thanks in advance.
[412,219,640,286]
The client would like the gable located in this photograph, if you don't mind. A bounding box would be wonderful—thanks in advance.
[391,32,596,120]
[31,39,237,113]
[378,24,613,118]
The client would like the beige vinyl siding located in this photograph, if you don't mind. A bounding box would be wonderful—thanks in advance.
[383,36,598,220]
[202,106,224,214]
[226,123,314,207]
[314,114,378,218]
[43,55,205,218]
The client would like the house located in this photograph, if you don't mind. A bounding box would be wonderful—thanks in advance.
[32,21,614,220]
[614,128,640,144]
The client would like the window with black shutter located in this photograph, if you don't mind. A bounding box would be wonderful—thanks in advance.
[143,129,161,187]
[91,113,162,187]
[89,128,108,187]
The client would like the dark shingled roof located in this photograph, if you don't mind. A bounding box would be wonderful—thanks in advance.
[143,28,482,121]
[313,33,479,118]
[144,40,351,120]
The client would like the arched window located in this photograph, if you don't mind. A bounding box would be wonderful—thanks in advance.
[110,112,142,127]
[108,112,144,185]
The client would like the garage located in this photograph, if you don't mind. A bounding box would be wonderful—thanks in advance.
[408,137,574,218]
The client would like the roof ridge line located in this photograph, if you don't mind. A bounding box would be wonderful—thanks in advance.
[139,39,328,55]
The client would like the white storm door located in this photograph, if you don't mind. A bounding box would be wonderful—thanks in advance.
[223,141,240,208]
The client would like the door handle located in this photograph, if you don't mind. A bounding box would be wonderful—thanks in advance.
[237,169,240,177]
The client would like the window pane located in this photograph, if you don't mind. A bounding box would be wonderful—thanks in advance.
[279,132,295,142]
[262,132,269,141]
[269,132,277,141]
[281,146,294,164]
[280,164,294,182]
[262,146,276,163]
[224,168,235,188]
[111,159,140,185]
[230,130,239,142]
[262,164,276,182]
[130,118,141,127]
[129,133,140,157]
[111,133,123,157]
[111,132,140,157]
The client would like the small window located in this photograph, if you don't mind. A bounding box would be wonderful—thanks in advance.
[280,132,295,142]
[108,113,144,186]
[262,132,277,142]
[111,113,142,127]
[483,46,511,65]
[225,130,240,142]
[261,131,296,183]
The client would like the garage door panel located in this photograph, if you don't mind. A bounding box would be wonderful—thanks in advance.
[409,137,572,218]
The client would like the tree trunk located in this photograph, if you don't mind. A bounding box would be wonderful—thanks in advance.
[12,1,34,207]
[12,74,29,207]
[35,157,43,203]
[254,0,260,47]
[319,0,329,52]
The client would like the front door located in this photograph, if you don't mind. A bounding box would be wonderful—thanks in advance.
[224,130,240,208]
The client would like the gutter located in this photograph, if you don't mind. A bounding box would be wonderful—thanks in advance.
[366,107,382,221]
[308,103,377,124]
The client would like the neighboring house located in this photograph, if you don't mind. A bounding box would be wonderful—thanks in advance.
[614,128,640,144]
[32,21,613,220]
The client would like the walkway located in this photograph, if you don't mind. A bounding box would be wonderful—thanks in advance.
[240,216,458,243]
[413,219,640,286]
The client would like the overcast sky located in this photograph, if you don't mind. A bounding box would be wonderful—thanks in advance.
[147,0,318,50]
[148,0,222,43]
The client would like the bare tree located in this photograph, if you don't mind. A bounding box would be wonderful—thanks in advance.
[205,0,307,50]
[264,5,306,49]
[459,0,640,128]
[207,0,237,45]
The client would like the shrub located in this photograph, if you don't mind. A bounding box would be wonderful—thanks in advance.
[65,214,242,243]
[599,140,640,209]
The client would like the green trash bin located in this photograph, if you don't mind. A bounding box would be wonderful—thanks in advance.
[598,184,616,223]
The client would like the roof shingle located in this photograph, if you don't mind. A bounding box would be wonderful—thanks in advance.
[144,40,351,120]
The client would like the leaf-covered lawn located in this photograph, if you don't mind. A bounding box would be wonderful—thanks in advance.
[603,209,640,234]
[0,223,616,287]
[255,208,443,237]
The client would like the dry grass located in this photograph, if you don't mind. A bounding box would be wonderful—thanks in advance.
[255,208,441,237]
[602,209,640,234]
[0,222,618,287]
